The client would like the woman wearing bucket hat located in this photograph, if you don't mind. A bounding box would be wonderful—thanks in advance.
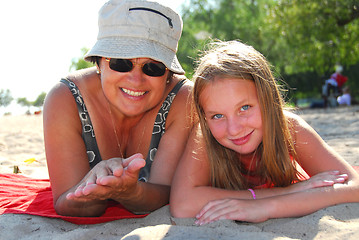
[43,0,194,217]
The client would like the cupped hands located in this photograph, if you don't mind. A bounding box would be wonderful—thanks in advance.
[66,153,146,202]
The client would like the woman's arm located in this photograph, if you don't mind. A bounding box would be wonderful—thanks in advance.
[43,82,108,216]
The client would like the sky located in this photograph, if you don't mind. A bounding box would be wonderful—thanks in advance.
[0,0,185,114]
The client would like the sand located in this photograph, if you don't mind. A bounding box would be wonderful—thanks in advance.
[1,106,359,239]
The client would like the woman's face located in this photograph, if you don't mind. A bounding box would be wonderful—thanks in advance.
[199,77,263,156]
[99,57,169,117]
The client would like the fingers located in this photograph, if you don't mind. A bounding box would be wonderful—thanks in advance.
[195,199,269,225]
[195,199,228,225]
[126,157,146,174]
[66,183,109,201]
[66,154,146,201]
[97,154,145,183]
[122,153,144,168]
[195,199,251,225]
[196,199,225,219]
[111,153,144,177]
[310,171,348,188]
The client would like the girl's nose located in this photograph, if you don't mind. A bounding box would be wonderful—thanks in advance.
[227,116,244,136]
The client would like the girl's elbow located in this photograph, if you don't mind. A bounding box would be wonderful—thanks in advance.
[170,203,192,218]
[170,195,197,218]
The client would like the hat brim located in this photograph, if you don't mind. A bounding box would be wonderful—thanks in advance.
[84,37,185,74]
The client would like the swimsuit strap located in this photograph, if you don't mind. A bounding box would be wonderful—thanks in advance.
[60,78,102,168]
[60,77,187,179]
[139,79,187,182]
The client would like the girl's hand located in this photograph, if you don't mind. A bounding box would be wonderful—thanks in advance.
[195,199,269,225]
[288,170,348,194]
[194,171,348,225]
[66,153,145,202]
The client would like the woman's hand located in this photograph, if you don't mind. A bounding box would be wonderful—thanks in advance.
[66,153,146,202]
[288,170,348,194]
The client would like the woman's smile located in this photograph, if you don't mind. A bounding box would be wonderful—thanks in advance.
[120,87,147,97]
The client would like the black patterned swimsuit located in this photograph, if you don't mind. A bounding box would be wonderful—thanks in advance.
[60,78,186,182]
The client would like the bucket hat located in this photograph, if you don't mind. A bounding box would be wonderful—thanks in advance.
[84,0,185,74]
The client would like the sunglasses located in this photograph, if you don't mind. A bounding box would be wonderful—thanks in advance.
[105,58,167,77]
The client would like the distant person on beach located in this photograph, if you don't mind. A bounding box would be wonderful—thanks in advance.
[43,0,194,217]
[170,40,359,224]
[322,65,348,107]
[330,65,348,92]
[337,86,351,106]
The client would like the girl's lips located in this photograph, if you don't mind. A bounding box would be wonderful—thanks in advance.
[230,130,254,145]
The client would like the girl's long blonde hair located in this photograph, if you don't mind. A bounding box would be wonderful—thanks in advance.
[193,40,299,190]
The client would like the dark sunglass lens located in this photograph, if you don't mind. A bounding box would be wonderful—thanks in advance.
[143,62,167,76]
[109,59,133,72]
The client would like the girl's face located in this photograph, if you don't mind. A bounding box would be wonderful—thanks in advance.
[200,78,263,156]
[100,57,168,117]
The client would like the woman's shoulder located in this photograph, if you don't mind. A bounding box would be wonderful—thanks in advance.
[44,68,99,114]
[65,67,98,86]
[47,67,98,96]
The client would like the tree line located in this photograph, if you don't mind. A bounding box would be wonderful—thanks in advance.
[0,89,46,113]
[176,0,359,101]
[2,0,358,110]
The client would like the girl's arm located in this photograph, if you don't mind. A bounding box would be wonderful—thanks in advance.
[194,113,359,224]
[268,112,359,212]
[170,123,258,218]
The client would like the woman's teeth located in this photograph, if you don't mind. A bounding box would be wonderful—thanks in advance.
[121,88,146,97]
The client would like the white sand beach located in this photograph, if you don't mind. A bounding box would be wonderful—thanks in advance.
[1,106,359,239]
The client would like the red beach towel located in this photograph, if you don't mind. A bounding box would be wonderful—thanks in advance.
[0,174,148,224]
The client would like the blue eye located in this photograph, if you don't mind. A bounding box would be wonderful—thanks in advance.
[240,105,250,111]
[212,114,223,120]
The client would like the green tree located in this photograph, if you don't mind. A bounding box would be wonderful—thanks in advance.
[69,47,95,71]
[33,92,47,108]
[177,0,359,99]
[16,92,47,114]
[178,0,276,77]
[17,97,32,112]
[0,89,13,107]
[271,0,359,74]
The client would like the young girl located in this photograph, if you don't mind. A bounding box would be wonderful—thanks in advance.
[170,40,359,224]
